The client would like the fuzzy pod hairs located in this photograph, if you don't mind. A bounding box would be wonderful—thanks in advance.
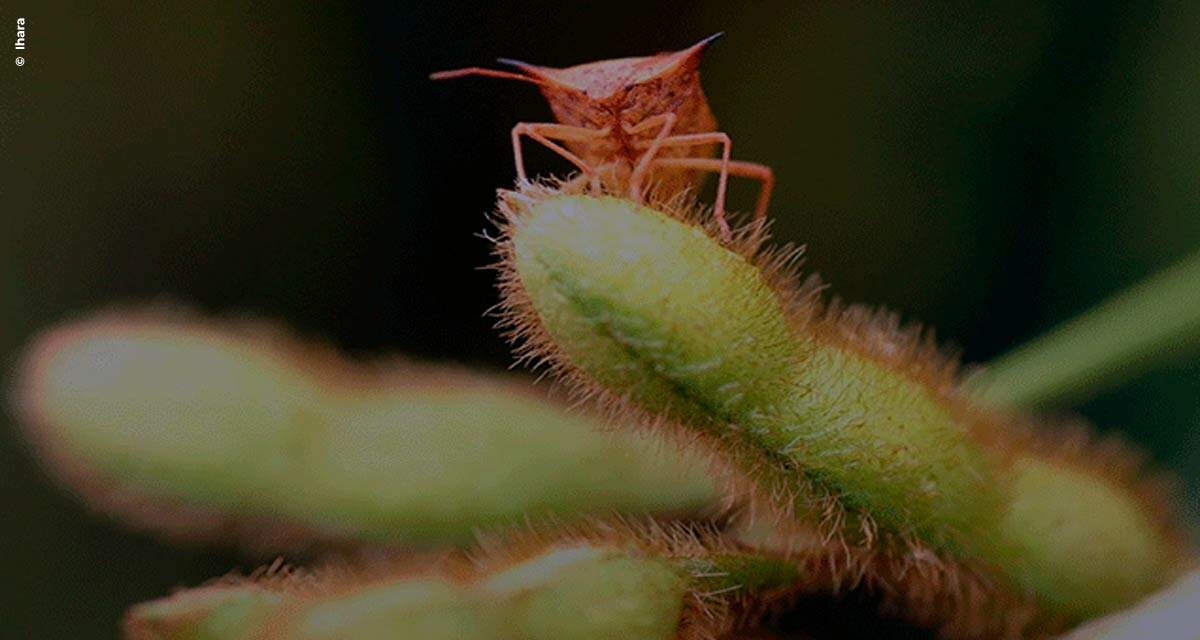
[123,519,802,640]
[491,185,1189,635]
[11,310,717,550]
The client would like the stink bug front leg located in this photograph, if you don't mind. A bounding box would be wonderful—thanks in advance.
[511,123,608,191]
[625,113,678,204]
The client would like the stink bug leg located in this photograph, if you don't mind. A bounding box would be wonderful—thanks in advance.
[652,157,775,227]
[511,122,607,191]
[626,112,678,204]
[636,132,733,237]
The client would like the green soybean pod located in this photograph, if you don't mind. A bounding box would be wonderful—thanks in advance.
[14,312,716,548]
[125,522,803,640]
[494,188,1184,629]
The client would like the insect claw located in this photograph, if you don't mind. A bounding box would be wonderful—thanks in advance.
[715,217,733,243]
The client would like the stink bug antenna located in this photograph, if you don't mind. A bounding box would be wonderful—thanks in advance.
[429,63,548,87]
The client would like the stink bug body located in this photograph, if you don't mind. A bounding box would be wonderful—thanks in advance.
[432,34,774,237]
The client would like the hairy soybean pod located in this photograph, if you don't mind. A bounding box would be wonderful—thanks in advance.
[493,186,1187,635]
[124,521,802,640]
[13,312,717,549]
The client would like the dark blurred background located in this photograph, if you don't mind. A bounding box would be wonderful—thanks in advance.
[2,2,1198,637]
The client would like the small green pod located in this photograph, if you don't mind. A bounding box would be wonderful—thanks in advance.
[275,579,495,640]
[125,586,284,640]
[125,531,801,640]
[479,546,688,640]
[14,314,716,547]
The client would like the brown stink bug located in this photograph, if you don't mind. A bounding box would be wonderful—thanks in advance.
[431,33,774,237]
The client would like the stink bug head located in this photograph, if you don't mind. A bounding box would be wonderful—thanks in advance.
[433,34,721,146]
[488,35,721,194]
[498,33,721,136]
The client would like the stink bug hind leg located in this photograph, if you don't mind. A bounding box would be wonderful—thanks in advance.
[634,131,734,238]
[651,157,775,237]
